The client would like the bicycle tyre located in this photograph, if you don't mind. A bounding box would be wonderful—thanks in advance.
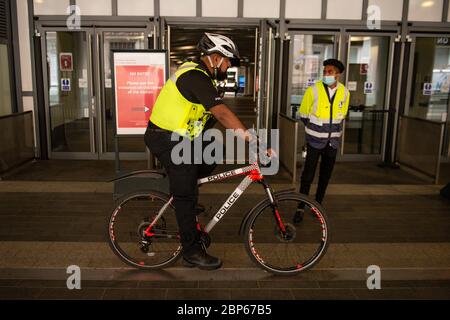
[243,192,330,275]
[107,190,182,270]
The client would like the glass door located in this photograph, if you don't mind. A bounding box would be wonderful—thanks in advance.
[42,29,96,158]
[287,32,340,119]
[95,28,153,159]
[256,20,278,131]
[342,34,395,158]
[405,35,450,159]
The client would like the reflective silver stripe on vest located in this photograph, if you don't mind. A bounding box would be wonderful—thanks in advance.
[343,86,349,106]
[312,84,319,114]
[305,127,342,138]
[309,115,342,126]
[309,115,323,126]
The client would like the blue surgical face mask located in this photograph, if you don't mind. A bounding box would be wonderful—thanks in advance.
[323,76,337,86]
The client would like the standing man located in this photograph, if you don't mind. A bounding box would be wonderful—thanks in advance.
[294,59,350,223]
[145,33,260,270]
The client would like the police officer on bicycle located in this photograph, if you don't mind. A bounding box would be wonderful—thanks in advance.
[145,33,258,270]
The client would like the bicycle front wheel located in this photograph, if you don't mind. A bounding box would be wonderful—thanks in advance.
[107,191,182,270]
[244,192,330,275]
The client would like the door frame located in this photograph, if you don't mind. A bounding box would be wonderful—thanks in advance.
[404,32,450,161]
[36,21,155,160]
[258,19,279,132]
[404,32,450,119]
[158,18,264,130]
[93,26,154,160]
[340,31,397,161]
[285,29,342,117]
[38,26,97,159]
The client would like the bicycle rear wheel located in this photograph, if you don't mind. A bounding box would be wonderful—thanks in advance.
[107,191,182,269]
[244,192,330,275]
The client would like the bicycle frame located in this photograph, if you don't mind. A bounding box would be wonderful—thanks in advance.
[145,162,281,236]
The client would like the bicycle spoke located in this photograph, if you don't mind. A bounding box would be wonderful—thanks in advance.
[108,192,182,269]
[245,194,329,274]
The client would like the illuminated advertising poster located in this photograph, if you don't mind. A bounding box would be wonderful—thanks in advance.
[113,51,166,135]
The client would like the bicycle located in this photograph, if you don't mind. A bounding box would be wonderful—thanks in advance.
[107,161,330,276]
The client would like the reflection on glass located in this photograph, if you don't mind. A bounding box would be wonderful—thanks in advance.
[409,37,450,122]
[103,32,145,152]
[0,44,13,116]
[408,37,450,158]
[46,31,91,152]
[290,34,335,118]
[344,36,390,155]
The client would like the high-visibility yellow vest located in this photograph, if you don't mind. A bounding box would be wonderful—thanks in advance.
[297,81,350,141]
[150,62,214,140]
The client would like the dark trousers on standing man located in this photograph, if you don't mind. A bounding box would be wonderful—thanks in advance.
[299,143,338,205]
[144,124,218,257]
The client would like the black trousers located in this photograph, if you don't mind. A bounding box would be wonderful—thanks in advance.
[299,143,338,205]
[144,126,218,257]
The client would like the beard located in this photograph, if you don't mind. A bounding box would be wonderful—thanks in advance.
[214,68,228,81]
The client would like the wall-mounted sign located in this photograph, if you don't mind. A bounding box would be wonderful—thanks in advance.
[360,64,369,75]
[364,82,373,94]
[59,53,73,71]
[113,50,167,136]
[436,38,450,46]
[78,78,88,88]
[306,79,315,87]
[61,78,71,91]
[347,81,357,92]
[423,83,433,96]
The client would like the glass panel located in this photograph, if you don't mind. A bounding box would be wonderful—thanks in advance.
[408,37,450,158]
[102,31,146,152]
[408,37,450,122]
[344,36,390,155]
[368,0,403,21]
[34,0,70,15]
[290,34,335,118]
[76,0,112,16]
[408,0,444,22]
[285,0,321,19]
[160,0,196,17]
[117,0,154,16]
[0,44,12,116]
[244,0,280,18]
[202,0,238,17]
[46,31,91,152]
[326,0,363,20]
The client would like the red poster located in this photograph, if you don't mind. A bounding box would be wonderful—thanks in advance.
[360,63,369,75]
[59,53,73,71]
[115,64,165,134]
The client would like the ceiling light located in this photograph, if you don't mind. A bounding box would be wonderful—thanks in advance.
[421,1,435,8]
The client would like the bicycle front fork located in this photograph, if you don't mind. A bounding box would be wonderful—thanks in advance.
[261,182,287,234]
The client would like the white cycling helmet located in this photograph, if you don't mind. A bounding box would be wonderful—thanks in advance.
[197,32,240,66]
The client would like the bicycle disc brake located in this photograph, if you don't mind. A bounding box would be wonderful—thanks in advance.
[274,223,297,243]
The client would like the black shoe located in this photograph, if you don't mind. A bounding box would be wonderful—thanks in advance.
[195,203,205,215]
[293,209,304,224]
[182,251,222,270]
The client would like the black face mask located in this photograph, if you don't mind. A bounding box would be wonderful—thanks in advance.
[214,68,228,81]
